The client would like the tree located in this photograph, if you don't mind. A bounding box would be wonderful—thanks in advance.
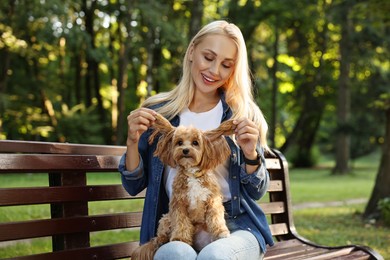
[364,96,390,220]
[333,0,354,174]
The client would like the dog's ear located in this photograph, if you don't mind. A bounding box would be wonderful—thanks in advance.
[201,134,231,170]
[205,119,235,141]
[200,120,234,169]
[148,113,175,144]
[154,130,176,167]
[148,113,176,167]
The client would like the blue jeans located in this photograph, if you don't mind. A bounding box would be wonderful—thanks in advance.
[154,230,264,260]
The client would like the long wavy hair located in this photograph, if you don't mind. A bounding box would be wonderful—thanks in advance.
[142,20,268,148]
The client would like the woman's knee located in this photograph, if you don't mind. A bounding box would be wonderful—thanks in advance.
[197,230,262,260]
[154,241,197,260]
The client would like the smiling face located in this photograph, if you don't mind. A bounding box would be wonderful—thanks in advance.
[189,34,237,95]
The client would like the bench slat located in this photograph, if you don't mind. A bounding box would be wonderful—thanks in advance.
[0,185,145,206]
[0,212,142,241]
[265,240,328,259]
[265,158,281,169]
[332,250,371,260]
[7,241,137,260]
[259,201,285,215]
[268,223,289,236]
[268,180,283,192]
[0,154,120,172]
[0,140,126,155]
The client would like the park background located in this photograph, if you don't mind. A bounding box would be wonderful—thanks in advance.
[0,0,389,258]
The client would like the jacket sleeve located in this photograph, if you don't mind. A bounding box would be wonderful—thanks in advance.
[239,146,270,201]
[118,131,150,196]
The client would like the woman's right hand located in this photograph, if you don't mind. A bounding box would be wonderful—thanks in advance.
[126,108,157,146]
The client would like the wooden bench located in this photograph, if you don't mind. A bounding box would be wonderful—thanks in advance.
[0,140,383,259]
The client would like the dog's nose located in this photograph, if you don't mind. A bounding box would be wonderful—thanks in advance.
[183,149,189,155]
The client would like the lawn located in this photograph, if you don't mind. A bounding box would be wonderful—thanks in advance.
[0,150,388,259]
[289,150,389,259]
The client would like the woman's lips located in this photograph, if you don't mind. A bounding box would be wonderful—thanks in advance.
[202,73,217,84]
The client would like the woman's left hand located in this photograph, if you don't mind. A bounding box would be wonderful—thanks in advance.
[233,118,259,160]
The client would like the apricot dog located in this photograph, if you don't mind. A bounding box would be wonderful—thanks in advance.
[132,113,235,260]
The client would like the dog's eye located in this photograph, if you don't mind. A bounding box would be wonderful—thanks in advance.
[192,140,199,146]
[177,140,183,146]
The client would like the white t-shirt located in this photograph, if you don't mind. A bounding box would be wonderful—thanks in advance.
[163,100,231,202]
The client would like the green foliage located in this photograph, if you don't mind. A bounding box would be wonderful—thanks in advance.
[56,104,105,144]
[286,145,320,168]
[378,197,390,226]
[0,0,389,153]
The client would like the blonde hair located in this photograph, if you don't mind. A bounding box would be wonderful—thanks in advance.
[142,20,268,148]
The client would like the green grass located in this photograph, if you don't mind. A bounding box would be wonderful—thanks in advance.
[0,150,388,259]
[288,150,389,259]
[288,167,376,204]
[293,205,389,259]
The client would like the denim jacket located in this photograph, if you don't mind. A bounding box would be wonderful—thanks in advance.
[118,94,274,252]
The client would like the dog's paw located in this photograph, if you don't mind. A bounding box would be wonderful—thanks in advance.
[216,230,230,239]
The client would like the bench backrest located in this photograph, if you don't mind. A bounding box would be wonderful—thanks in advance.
[0,140,294,259]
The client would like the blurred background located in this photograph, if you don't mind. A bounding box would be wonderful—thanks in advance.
[0,0,389,257]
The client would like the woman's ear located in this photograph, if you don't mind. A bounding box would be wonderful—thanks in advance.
[188,44,194,62]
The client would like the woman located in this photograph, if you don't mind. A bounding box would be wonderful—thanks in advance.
[119,20,274,259]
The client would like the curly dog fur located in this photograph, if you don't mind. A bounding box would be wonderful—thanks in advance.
[131,113,235,260]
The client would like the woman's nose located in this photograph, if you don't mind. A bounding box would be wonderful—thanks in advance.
[209,61,219,75]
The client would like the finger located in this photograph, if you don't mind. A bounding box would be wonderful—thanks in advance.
[129,108,157,122]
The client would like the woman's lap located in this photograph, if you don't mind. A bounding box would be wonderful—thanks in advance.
[154,230,263,260]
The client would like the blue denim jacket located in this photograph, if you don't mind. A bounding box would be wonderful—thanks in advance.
[118,94,274,252]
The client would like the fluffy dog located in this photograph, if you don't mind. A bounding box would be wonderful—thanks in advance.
[131,113,235,260]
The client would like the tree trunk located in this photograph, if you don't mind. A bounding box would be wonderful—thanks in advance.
[116,0,133,145]
[280,82,325,167]
[0,1,15,93]
[364,108,390,220]
[83,0,107,141]
[189,0,204,41]
[270,23,279,148]
[333,3,352,175]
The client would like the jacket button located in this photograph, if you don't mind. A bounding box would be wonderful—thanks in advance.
[233,196,238,200]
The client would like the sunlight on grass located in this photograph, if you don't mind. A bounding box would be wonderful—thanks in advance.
[293,204,390,259]
[90,229,140,247]
[0,237,51,258]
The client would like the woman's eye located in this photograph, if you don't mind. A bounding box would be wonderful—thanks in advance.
[192,140,199,146]
[204,56,213,61]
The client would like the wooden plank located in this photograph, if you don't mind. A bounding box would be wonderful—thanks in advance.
[0,212,142,241]
[260,201,285,215]
[0,140,126,155]
[305,247,355,260]
[0,154,120,172]
[268,180,283,192]
[8,241,138,260]
[331,250,370,260]
[268,223,289,236]
[0,185,146,206]
[265,240,309,259]
[265,243,330,260]
[265,158,281,169]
